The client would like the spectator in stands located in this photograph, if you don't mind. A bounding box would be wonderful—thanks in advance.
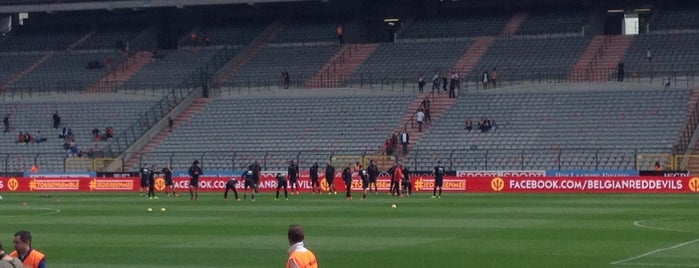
[490,68,498,88]
[421,97,431,123]
[465,118,473,132]
[418,74,425,93]
[282,71,290,89]
[432,73,440,92]
[190,31,198,46]
[105,126,114,140]
[34,131,46,143]
[16,132,26,144]
[401,129,409,155]
[654,161,661,171]
[391,132,398,155]
[617,62,625,82]
[336,24,344,44]
[482,70,490,89]
[52,111,60,129]
[203,33,211,46]
[665,76,672,88]
[646,49,652,62]
[385,136,394,156]
[416,109,425,133]
[3,114,8,133]
[449,71,459,99]
[168,117,174,132]
[59,127,68,139]
[442,76,448,92]
[92,128,101,141]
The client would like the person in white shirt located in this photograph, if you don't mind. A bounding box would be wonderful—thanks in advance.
[416,109,425,132]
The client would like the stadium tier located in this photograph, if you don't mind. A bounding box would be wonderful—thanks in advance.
[409,84,690,171]
[138,90,414,171]
[623,32,699,76]
[119,48,220,90]
[398,12,509,40]
[0,94,159,172]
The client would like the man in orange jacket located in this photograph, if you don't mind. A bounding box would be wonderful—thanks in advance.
[286,224,318,268]
[10,230,46,268]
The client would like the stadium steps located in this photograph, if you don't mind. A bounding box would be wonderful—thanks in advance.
[501,12,528,36]
[684,87,699,174]
[66,30,96,51]
[212,16,289,89]
[0,52,54,91]
[451,37,494,75]
[304,43,378,88]
[123,98,211,170]
[85,51,153,93]
[389,93,456,162]
[570,35,633,82]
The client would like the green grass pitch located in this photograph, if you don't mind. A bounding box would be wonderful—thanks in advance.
[1,192,698,267]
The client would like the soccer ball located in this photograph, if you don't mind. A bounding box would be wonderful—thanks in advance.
[391,204,396,208]
[160,208,166,212]
[147,208,153,212]
[0,195,3,200]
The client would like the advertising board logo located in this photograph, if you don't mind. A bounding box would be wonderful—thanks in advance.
[414,178,424,191]
[155,178,166,191]
[320,178,330,192]
[491,177,504,192]
[8,178,19,191]
[689,177,699,193]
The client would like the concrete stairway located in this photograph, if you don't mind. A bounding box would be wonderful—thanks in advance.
[501,12,528,36]
[452,37,495,75]
[0,52,54,91]
[123,98,211,169]
[212,18,288,88]
[304,43,378,88]
[389,92,456,163]
[683,88,699,173]
[570,35,634,82]
[86,51,153,93]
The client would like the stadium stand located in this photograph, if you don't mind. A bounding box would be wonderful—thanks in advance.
[622,32,699,77]
[223,44,341,88]
[0,94,159,172]
[469,35,591,82]
[119,48,220,90]
[398,11,510,40]
[0,29,89,52]
[138,90,414,171]
[514,7,589,35]
[349,41,471,84]
[271,16,342,44]
[6,51,124,92]
[408,84,690,171]
[648,4,699,31]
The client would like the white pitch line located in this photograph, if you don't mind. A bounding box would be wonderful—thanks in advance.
[613,262,699,267]
[633,218,698,234]
[610,238,699,266]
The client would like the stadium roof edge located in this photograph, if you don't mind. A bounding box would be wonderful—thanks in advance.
[0,0,316,14]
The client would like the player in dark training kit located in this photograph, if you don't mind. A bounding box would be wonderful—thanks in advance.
[162,163,177,197]
[188,160,202,201]
[360,166,369,200]
[325,162,336,195]
[243,170,256,201]
[432,160,445,198]
[288,161,300,195]
[367,159,379,195]
[146,164,158,199]
[224,174,240,201]
[342,164,352,200]
[276,173,289,200]
[309,162,320,194]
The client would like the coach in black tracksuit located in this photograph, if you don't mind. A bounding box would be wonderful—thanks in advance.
[342,165,352,199]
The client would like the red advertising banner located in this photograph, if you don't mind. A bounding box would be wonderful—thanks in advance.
[1,175,699,194]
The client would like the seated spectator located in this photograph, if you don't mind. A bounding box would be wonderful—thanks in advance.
[59,127,67,138]
[465,118,473,132]
[92,128,101,141]
[16,131,26,144]
[34,131,47,143]
[105,126,114,139]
